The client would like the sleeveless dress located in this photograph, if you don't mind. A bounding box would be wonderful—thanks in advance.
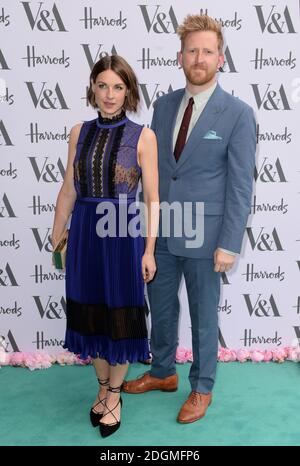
[63,110,150,364]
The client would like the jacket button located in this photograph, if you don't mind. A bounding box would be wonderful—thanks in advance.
[172,176,177,180]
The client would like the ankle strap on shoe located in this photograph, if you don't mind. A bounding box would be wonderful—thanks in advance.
[98,378,109,387]
[108,385,122,393]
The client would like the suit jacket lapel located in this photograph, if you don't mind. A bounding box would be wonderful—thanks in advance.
[176,84,227,169]
[164,89,184,168]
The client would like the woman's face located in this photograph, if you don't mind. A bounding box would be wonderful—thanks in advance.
[92,69,127,117]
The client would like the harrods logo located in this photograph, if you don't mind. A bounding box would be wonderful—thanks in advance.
[246,227,284,251]
[25,82,69,109]
[0,7,10,26]
[0,87,14,105]
[199,8,242,30]
[29,196,56,215]
[0,49,10,69]
[32,331,65,349]
[82,44,118,70]
[243,294,281,317]
[0,120,13,146]
[256,124,292,144]
[80,7,127,30]
[254,5,296,33]
[22,45,70,68]
[30,227,52,252]
[242,264,285,282]
[251,84,291,110]
[31,265,64,283]
[251,196,288,215]
[137,48,179,70]
[0,301,22,318]
[139,4,178,33]
[21,1,67,31]
[0,162,17,179]
[0,194,16,218]
[0,331,20,352]
[139,83,174,109]
[254,157,287,183]
[0,233,20,250]
[251,48,296,70]
[0,263,19,287]
[28,156,65,182]
[26,123,69,143]
[241,329,282,347]
[33,296,66,319]
[218,299,231,315]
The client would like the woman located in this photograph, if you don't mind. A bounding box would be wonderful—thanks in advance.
[51,55,159,437]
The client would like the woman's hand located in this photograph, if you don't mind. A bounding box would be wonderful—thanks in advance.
[50,233,58,249]
[50,231,63,250]
[142,253,156,283]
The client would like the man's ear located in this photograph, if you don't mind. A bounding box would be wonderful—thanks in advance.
[178,50,183,68]
[218,54,225,69]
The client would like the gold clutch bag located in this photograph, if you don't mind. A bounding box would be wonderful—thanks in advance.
[52,230,68,270]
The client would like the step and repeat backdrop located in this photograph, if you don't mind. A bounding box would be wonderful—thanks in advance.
[1,0,300,355]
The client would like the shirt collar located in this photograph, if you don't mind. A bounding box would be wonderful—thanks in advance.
[184,81,217,110]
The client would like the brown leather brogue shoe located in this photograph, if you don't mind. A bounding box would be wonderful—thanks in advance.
[123,372,178,394]
[177,391,212,424]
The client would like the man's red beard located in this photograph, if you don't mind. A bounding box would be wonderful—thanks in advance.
[183,64,217,86]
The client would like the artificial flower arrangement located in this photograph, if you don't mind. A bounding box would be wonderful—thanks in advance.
[0,346,299,370]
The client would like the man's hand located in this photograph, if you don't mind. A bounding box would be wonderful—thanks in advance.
[142,253,157,283]
[214,249,236,273]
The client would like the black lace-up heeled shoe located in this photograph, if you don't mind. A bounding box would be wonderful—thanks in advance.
[99,385,123,438]
[89,378,109,427]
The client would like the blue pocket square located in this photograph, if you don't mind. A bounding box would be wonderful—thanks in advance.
[203,130,222,140]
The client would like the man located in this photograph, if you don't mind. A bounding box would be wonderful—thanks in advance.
[124,15,256,423]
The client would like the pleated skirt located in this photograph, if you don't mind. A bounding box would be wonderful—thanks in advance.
[63,197,150,364]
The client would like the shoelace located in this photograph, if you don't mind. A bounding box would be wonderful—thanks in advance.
[190,391,201,406]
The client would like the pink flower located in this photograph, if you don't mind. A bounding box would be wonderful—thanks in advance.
[49,354,57,364]
[263,350,273,362]
[19,352,52,370]
[185,349,193,362]
[236,348,250,362]
[250,349,265,362]
[287,347,300,362]
[272,347,288,363]
[218,347,236,362]
[56,351,77,365]
[176,347,188,363]
[10,352,26,366]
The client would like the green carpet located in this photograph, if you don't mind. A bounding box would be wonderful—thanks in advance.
[1,361,300,446]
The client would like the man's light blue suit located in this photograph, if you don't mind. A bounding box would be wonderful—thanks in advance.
[148,84,256,393]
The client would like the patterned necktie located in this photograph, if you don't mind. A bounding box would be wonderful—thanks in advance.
[174,97,194,162]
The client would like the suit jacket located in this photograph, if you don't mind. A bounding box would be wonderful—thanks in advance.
[151,83,256,259]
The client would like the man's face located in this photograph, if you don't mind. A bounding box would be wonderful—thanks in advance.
[179,30,224,87]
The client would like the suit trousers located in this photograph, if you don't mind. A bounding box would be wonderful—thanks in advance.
[148,237,220,393]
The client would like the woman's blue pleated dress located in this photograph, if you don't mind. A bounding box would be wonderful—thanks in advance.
[63,111,150,364]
